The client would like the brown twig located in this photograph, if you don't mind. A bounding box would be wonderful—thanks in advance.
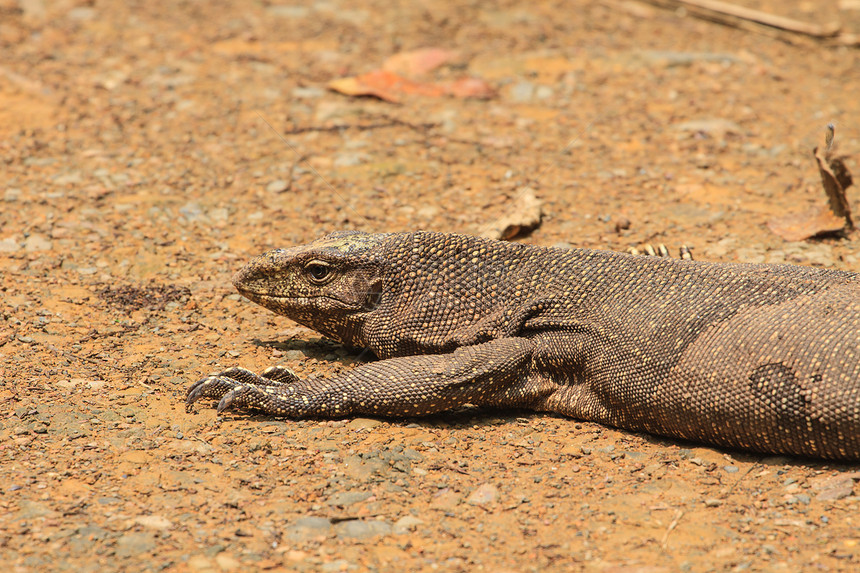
[282,119,439,135]
[642,0,858,45]
[661,509,684,549]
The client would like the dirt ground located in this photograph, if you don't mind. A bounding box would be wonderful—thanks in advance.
[2,0,860,571]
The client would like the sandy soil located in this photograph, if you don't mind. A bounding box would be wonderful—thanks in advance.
[2,0,860,571]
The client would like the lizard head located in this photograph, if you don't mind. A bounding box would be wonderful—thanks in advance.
[231,231,387,344]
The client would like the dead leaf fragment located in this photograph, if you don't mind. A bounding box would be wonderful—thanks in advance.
[441,77,496,99]
[480,187,543,240]
[382,48,460,76]
[814,145,854,229]
[329,69,495,103]
[768,126,854,241]
[766,207,847,242]
[328,70,445,103]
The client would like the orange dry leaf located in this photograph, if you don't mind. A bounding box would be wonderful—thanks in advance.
[766,207,847,243]
[329,70,494,103]
[382,48,460,76]
[441,77,496,99]
[328,70,444,103]
[767,133,854,241]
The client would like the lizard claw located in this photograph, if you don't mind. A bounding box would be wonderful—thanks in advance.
[186,367,306,415]
[186,365,302,407]
[185,375,245,411]
[216,386,245,413]
[186,375,219,404]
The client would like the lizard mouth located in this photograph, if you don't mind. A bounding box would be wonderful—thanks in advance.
[238,291,359,310]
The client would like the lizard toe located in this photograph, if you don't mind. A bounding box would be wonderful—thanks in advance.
[187,375,250,409]
[216,386,245,413]
[261,365,302,384]
[186,375,218,403]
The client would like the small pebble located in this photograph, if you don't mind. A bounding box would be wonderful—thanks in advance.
[467,483,499,505]
[266,180,289,193]
[334,519,391,540]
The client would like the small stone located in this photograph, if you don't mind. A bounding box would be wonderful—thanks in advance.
[24,234,53,252]
[642,51,743,66]
[208,207,229,222]
[68,7,97,20]
[267,5,310,18]
[292,87,325,99]
[704,498,723,507]
[0,237,20,252]
[509,81,535,102]
[614,217,631,232]
[284,516,332,541]
[467,483,499,505]
[672,118,742,137]
[320,560,351,572]
[53,171,82,185]
[214,553,242,570]
[179,202,205,222]
[132,515,173,530]
[535,85,554,99]
[87,379,107,391]
[284,550,307,562]
[722,465,739,473]
[266,180,289,193]
[187,555,213,572]
[334,519,391,539]
[167,440,213,455]
[333,152,368,167]
[327,491,372,506]
[16,500,56,519]
[393,515,423,533]
[114,532,157,558]
[347,418,382,430]
[816,480,854,501]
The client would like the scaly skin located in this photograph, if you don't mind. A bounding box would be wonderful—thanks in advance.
[187,231,860,460]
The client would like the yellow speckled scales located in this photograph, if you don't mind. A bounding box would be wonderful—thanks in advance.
[187,231,860,460]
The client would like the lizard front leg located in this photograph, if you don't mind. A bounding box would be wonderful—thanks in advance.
[185,337,535,418]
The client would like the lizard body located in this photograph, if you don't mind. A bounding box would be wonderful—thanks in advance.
[187,231,860,460]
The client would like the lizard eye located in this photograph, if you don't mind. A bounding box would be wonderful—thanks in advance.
[305,262,332,284]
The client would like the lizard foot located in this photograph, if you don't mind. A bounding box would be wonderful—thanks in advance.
[215,383,297,414]
[185,366,301,412]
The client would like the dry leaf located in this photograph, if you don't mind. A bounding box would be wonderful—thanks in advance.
[480,187,543,240]
[328,70,444,103]
[766,207,847,242]
[814,145,854,229]
[382,48,460,76]
[441,77,496,99]
[768,128,854,241]
[329,70,495,103]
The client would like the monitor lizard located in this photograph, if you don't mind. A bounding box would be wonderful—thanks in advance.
[186,230,860,460]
